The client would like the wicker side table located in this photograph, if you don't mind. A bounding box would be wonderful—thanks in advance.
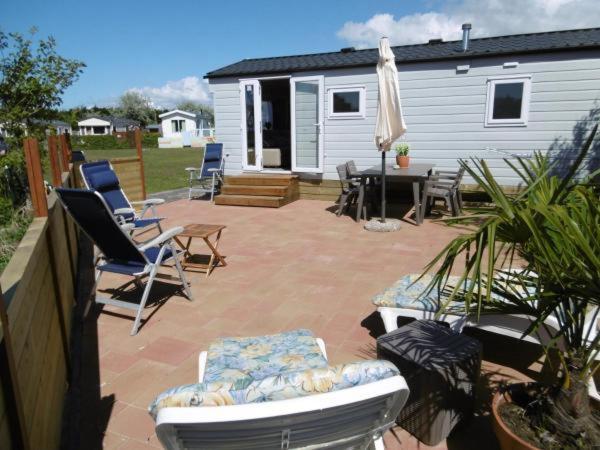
[377,320,482,445]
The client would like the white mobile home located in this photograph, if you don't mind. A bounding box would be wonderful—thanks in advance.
[206,26,600,190]
[158,109,215,148]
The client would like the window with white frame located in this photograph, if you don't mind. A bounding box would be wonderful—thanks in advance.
[172,119,186,132]
[328,86,366,119]
[485,76,531,126]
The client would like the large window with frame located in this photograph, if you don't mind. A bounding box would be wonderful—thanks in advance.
[485,76,531,127]
[328,86,366,119]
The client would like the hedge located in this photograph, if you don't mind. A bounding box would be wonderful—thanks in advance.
[71,133,159,150]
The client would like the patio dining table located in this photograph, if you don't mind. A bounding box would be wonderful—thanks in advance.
[354,163,434,225]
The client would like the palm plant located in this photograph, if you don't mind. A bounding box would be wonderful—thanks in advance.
[423,124,600,446]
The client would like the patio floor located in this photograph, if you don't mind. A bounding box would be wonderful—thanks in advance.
[78,198,545,450]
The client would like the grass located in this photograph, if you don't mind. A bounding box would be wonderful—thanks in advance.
[84,147,205,194]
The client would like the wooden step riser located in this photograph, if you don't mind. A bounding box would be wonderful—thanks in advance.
[222,185,289,196]
[224,176,294,186]
[215,195,282,208]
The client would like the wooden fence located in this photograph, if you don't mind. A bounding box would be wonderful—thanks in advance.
[0,129,145,449]
[103,129,146,201]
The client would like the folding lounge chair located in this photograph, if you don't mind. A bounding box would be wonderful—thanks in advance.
[149,329,410,450]
[185,143,224,201]
[80,160,164,234]
[56,188,193,335]
[372,274,599,400]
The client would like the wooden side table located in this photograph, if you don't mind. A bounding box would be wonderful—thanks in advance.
[174,224,227,277]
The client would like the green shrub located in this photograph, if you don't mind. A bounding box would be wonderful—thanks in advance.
[0,151,28,207]
[142,133,159,148]
[0,206,33,273]
[71,134,131,150]
[0,198,13,226]
[71,133,159,150]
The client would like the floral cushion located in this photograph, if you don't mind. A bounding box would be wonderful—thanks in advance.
[371,274,467,313]
[148,359,400,419]
[203,329,328,383]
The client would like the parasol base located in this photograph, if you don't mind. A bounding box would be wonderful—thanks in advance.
[364,218,402,232]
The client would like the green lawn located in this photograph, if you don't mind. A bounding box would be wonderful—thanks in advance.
[85,147,205,194]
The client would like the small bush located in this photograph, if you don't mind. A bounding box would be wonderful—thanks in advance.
[71,133,159,150]
[0,198,13,226]
[0,206,33,273]
[71,135,131,150]
[0,151,29,207]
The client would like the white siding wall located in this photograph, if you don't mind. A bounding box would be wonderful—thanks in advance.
[210,50,600,186]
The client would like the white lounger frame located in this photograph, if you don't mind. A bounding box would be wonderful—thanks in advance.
[377,306,599,400]
[156,337,410,450]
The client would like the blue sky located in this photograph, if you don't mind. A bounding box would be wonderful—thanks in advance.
[3,0,597,109]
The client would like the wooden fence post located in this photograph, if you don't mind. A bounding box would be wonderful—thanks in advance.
[47,135,62,187]
[23,138,48,217]
[134,128,147,200]
[58,134,71,171]
[0,285,30,450]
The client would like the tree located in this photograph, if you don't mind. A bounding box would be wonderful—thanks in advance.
[0,29,85,142]
[118,91,154,126]
[176,101,214,125]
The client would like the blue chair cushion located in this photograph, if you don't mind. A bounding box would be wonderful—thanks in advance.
[88,170,120,191]
[148,359,400,419]
[371,274,466,313]
[98,246,173,275]
[204,329,328,383]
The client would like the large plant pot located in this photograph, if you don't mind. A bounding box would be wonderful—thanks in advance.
[396,155,409,168]
[491,386,539,450]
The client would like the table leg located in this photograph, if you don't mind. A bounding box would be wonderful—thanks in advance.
[203,230,227,278]
[413,181,422,226]
[356,182,365,222]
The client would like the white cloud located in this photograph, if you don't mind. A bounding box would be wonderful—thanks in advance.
[127,76,211,108]
[337,0,600,48]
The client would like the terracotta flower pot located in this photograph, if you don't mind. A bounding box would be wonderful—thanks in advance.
[491,387,539,450]
[397,155,409,168]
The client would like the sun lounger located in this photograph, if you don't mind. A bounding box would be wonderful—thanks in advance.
[56,188,193,335]
[149,329,410,449]
[372,274,599,400]
[80,160,164,234]
[185,143,224,201]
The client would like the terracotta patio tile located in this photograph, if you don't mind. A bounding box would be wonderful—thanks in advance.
[101,351,140,374]
[138,336,198,366]
[108,405,156,445]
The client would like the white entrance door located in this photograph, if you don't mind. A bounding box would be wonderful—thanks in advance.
[291,76,324,173]
[240,80,262,171]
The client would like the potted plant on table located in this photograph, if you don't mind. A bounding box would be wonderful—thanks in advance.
[395,143,410,168]
[422,125,600,449]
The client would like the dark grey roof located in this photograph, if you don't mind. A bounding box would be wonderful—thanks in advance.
[32,119,70,127]
[206,27,600,79]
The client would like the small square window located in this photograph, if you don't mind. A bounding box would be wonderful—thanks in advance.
[485,76,531,127]
[328,86,365,119]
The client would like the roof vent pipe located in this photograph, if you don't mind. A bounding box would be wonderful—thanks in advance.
[462,23,472,52]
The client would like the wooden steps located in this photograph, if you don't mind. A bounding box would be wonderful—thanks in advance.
[215,174,299,208]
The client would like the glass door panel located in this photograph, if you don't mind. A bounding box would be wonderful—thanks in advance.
[240,80,262,170]
[291,76,323,173]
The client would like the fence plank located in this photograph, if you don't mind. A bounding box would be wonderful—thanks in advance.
[48,135,62,187]
[59,134,71,171]
[23,139,48,217]
[0,286,29,450]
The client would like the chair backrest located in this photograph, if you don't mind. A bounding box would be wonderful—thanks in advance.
[346,160,359,177]
[71,150,86,163]
[200,143,223,178]
[80,160,133,217]
[56,188,147,266]
[154,375,409,450]
[336,164,349,185]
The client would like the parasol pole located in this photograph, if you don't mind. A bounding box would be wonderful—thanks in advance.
[380,144,386,223]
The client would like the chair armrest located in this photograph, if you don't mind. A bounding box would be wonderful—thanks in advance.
[207,168,221,173]
[120,223,135,232]
[114,207,135,215]
[139,226,183,251]
[185,167,200,172]
[131,198,165,206]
